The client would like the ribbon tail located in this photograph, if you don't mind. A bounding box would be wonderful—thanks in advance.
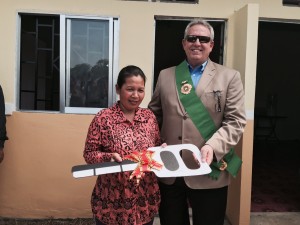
[208,163,221,180]
[226,153,242,178]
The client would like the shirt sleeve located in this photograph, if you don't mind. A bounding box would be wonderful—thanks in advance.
[83,113,113,164]
[206,71,246,161]
[148,72,163,130]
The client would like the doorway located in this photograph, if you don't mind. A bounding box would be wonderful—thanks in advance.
[153,17,225,88]
[252,20,300,212]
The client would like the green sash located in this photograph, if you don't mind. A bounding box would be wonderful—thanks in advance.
[175,61,242,180]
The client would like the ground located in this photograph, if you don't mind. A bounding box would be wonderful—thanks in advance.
[0,218,95,225]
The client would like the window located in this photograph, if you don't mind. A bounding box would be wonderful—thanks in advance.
[18,13,119,114]
[160,0,197,2]
[125,0,198,3]
[283,0,300,6]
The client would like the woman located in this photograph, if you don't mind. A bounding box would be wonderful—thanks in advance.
[83,65,161,225]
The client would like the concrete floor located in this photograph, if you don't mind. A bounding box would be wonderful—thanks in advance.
[249,212,300,225]
[153,216,230,225]
[153,212,300,225]
[153,217,229,225]
[1,213,299,225]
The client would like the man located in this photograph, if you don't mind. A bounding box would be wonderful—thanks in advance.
[148,19,246,225]
[0,85,8,163]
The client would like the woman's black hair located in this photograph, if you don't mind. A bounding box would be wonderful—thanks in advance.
[117,65,146,88]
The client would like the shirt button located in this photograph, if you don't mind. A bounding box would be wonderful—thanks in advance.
[183,115,187,120]
[178,136,182,140]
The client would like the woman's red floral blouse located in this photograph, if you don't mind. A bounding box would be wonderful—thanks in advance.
[83,102,161,225]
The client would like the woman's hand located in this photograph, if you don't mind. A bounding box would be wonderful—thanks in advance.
[111,153,122,162]
[161,142,167,148]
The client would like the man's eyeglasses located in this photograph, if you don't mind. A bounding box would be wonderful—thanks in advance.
[185,35,211,43]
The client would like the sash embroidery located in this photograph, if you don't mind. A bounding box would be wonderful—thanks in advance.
[175,61,242,180]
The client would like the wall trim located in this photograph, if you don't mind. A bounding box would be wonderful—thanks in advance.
[246,109,254,120]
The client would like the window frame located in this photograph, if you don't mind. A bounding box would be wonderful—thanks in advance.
[17,13,120,114]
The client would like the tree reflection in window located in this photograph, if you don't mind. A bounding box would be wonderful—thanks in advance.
[70,59,108,108]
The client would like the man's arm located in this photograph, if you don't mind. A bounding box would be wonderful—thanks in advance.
[148,73,163,129]
[205,71,247,161]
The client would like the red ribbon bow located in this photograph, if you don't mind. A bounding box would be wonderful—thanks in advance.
[124,149,163,184]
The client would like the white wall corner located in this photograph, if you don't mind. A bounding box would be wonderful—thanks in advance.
[5,103,16,115]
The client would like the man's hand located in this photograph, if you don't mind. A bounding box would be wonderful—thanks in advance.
[200,144,213,165]
[0,148,4,164]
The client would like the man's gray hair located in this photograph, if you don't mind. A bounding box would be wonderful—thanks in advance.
[184,19,214,41]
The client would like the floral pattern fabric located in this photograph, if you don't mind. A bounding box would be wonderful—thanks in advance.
[83,102,161,225]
